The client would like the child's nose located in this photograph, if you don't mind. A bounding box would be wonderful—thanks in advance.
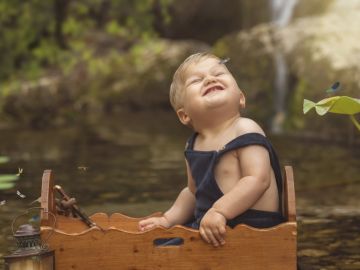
[204,75,217,85]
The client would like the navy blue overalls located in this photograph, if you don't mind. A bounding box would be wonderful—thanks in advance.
[184,132,284,229]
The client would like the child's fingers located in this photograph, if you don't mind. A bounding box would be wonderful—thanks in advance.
[199,227,211,244]
[218,225,226,235]
[213,227,225,245]
[138,218,156,230]
[139,222,156,232]
[204,228,220,247]
[142,223,156,231]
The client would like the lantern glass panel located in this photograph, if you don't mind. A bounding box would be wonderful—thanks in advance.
[4,250,54,270]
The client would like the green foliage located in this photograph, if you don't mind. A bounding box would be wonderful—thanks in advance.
[0,156,10,164]
[303,96,360,131]
[0,156,19,190]
[0,0,172,83]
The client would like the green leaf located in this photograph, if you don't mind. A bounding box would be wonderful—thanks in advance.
[0,182,15,190]
[0,174,19,182]
[303,96,360,116]
[0,156,10,164]
[303,99,316,114]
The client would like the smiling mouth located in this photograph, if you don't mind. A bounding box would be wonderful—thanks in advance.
[203,85,224,96]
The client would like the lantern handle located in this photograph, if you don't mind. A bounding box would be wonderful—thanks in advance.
[11,207,57,249]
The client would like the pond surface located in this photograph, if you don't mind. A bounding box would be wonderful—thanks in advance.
[0,111,359,269]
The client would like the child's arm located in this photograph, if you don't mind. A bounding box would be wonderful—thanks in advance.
[199,144,272,246]
[139,160,196,231]
[213,145,272,217]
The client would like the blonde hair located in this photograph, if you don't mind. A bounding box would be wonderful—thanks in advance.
[169,52,220,111]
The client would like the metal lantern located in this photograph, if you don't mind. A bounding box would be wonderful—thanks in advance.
[4,224,54,270]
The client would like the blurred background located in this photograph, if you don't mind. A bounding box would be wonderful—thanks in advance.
[0,0,359,269]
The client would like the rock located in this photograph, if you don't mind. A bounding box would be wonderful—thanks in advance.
[213,0,360,136]
[277,0,360,134]
[2,76,73,128]
[292,0,334,19]
[2,39,209,127]
[94,39,210,111]
[298,248,329,257]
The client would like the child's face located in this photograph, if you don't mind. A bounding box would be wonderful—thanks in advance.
[177,57,245,125]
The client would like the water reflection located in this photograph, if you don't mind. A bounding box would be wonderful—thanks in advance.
[0,112,359,269]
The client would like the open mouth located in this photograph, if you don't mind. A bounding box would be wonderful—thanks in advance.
[203,85,224,96]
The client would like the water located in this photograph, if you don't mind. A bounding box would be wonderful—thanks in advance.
[270,0,298,27]
[0,111,359,269]
[270,0,298,133]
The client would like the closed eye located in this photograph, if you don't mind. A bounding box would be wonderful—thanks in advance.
[189,78,202,84]
[215,72,225,76]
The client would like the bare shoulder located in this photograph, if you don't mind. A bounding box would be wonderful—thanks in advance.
[234,117,266,137]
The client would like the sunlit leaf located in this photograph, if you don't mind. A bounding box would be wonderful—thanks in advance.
[0,182,15,190]
[0,156,10,164]
[303,99,316,114]
[0,174,19,182]
[303,96,360,116]
[303,96,360,131]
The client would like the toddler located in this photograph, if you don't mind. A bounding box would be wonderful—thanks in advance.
[139,53,283,247]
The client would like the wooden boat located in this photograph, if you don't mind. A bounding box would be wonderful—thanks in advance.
[40,166,297,270]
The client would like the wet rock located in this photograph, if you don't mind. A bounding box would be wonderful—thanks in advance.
[338,261,360,270]
[299,217,334,225]
[298,248,329,257]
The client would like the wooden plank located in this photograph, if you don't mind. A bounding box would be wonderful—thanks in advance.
[284,166,297,222]
[40,170,55,226]
[41,223,297,270]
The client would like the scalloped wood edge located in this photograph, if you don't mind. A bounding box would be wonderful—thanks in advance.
[41,220,296,237]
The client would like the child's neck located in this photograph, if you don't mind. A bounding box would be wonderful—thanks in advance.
[194,114,240,139]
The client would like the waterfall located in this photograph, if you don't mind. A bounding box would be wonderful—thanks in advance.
[270,0,298,133]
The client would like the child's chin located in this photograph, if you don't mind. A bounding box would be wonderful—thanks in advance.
[209,94,240,109]
[203,97,231,109]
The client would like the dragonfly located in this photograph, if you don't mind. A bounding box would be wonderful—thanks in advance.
[16,168,23,176]
[325,81,341,95]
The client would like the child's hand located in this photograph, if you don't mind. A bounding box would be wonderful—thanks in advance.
[199,208,227,247]
[138,216,171,232]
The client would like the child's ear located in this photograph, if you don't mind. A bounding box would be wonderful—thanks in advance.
[239,91,246,109]
[176,108,191,126]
